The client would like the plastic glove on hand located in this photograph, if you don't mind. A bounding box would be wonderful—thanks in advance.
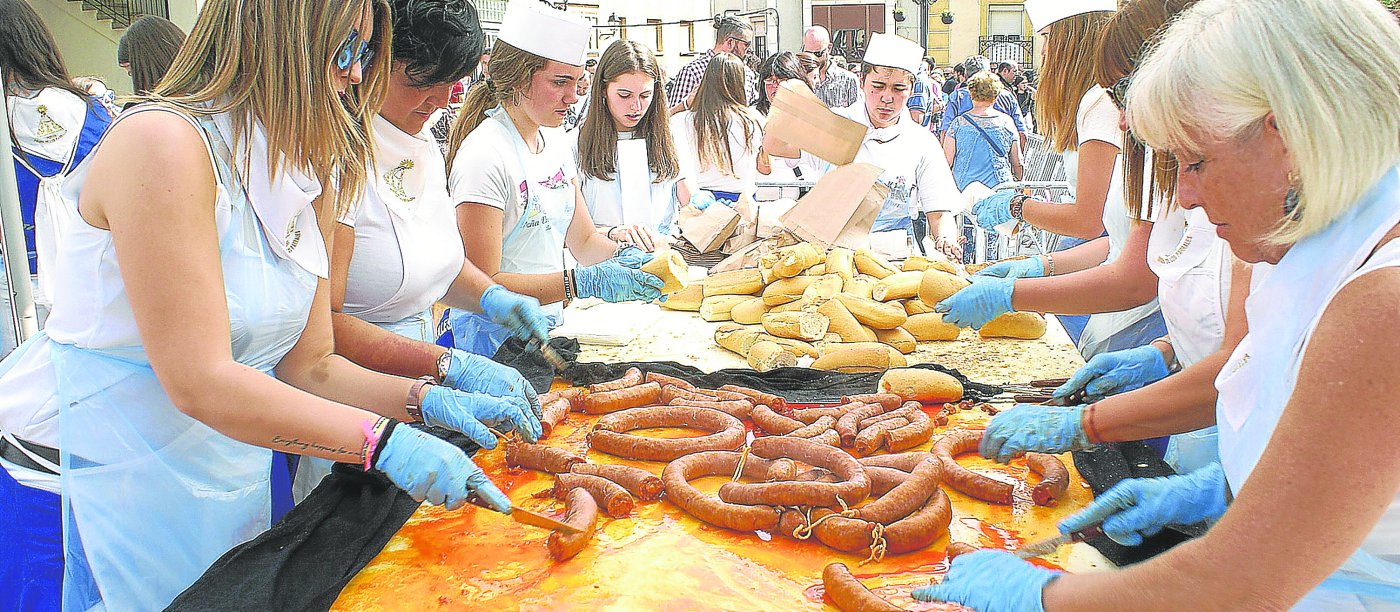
[574,258,665,303]
[479,284,550,345]
[420,385,541,445]
[441,348,543,422]
[688,191,720,211]
[612,245,656,269]
[934,276,1015,329]
[975,256,1044,279]
[980,404,1093,463]
[911,550,1061,612]
[972,191,1017,232]
[1059,462,1229,546]
[375,425,511,513]
[1053,345,1171,401]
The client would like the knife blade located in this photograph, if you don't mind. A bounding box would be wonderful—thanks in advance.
[463,494,583,534]
[1015,524,1105,559]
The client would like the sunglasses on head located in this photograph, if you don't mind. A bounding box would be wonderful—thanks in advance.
[336,28,375,71]
[1107,75,1132,110]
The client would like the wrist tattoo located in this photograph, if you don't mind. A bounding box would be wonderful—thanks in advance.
[271,435,359,460]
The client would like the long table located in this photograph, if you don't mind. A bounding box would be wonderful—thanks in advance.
[334,304,1110,610]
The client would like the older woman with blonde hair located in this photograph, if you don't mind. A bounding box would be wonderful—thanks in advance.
[915,0,1400,609]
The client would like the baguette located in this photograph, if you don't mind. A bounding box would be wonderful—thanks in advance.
[853,248,901,279]
[762,311,831,342]
[816,298,878,343]
[729,297,770,325]
[905,312,962,341]
[843,275,877,299]
[801,274,845,302]
[748,341,797,372]
[703,268,765,297]
[660,283,703,311]
[878,368,964,403]
[773,243,821,279]
[640,245,690,295]
[700,295,753,322]
[714,323,762,355]
[834,293,908,330]
[826,247,856,281]
[871,271,924,302]
[874,327,917,354]
[812,346,906,373]
[978,312,1048,340]
[762,276,819,306]
[917,269,972,305]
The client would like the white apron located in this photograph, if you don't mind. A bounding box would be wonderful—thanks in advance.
[1148,206,1230,474]
[22,105,322,610]
[577,135,679,233]
[1216,165,1400,609]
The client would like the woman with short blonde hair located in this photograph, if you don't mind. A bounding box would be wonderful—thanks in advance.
[917,0,1400,608]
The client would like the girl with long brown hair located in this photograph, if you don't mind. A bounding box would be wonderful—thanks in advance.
[0,1,530,608]
[443,2,663,357]
[573,39,688,251]
[116,15,186,97]
[669,52,764,203]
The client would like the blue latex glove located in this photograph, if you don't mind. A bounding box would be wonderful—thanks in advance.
[1060,462,1229,546]
[975,257,1044,279]
[911,550,1061,612]
[420,384,541,444]
[441,348,543,421]
[479,284,550,345]
[972,191,1017,232]
[934,276,1015,329]
[375,425,511,512]
[689,191,721,210]
[980,404,1093,463]
[574,258,665,303]
[612,245,656,269]
[1053,344,1171,401]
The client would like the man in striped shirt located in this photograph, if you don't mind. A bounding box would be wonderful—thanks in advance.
[666,15,760,113]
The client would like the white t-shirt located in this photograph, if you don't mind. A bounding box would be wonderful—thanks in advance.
[1061,85,1130,260]
[340,116,465,324]
[572,131,680,232]
[448,110,577,278]
[670,108,763,198]
[825,104,962,231]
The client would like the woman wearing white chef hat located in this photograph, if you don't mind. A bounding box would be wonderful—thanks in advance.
[442,1,663,357]
[572,39,694,251]
[770,33,962,261]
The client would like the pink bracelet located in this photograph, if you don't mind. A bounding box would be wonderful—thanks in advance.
[361,416,391,472]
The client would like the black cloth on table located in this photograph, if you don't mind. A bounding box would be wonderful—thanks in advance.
[1071,441,1210,566]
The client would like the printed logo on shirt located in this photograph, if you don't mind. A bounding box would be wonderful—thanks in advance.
[518,180,554,232]
[384,159,416,203]
[881,175,913,209]
[538,169,569,191]
[34,105,67,144]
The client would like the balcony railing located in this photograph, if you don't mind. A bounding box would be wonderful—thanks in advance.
[978,35,1034,72]
[76,0,169,29]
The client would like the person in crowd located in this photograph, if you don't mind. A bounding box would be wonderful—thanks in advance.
[941,64,963,96]
[939,55,1027,151]
[563,66,591,131]
[0,0,113,340]
[941,0,1169,360]
[801,25,861,109]
[444,2,663,356]
[665,15,758,113]
[670,53,764,205]
[754,51,820,200]
[907,57,936,127]
[0,1,547,609]
[70,75,118,115]
[306,0,548,500]
[924,57,947,128]
[943,70,1023,191]
[768,34,962,261]
[585,57,598,75]
[918,1,1400,608]
[574,39,689,249]
[117,15,186,98]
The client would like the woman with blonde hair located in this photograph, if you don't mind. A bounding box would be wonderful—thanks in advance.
[942,70,1023,190]
[0,1,534,608]
[444,2,663,357]
[917,0,1400,608]
[939,0,1170,361]
[574,39,689,251]
[670,52,764,204]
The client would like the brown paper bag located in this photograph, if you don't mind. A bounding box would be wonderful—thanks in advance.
[722,195,761,253]
[679,203,741,253]
[779,163,888,250]
[766,81,866,166]
[710,232,802,274]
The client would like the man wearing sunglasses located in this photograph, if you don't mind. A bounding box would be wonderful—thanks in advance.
[801,25,861,109]
[665,15,760,114]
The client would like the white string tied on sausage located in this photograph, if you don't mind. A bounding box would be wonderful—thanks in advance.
[861,523,888,566]
[732,443,753,482]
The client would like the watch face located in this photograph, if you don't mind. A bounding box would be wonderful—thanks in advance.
[438,353,452,381]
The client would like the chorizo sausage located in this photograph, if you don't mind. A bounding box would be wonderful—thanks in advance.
[666,397,754,419]
[858,452,932,472]
[836,403,888,447]
[579,382,663,414]
[886,408,936,452]
[795,468,838,483]
[865,465,912,497]
[644,371,696,390]
[718,385,787,413]
[553,472,634,518]
[808,429,842,447]
[588,367,644,393]
[717,436,870,508]
[570,463,663,501]
[785,415,836,439]
[1026,452,1070,507]
[791,401,864,424]
[504,441,584,474]
[588,406,746,461]
[854,458,940,524]
[841,393,904,411]
[852,417,910,456]
[932,430,1014,505]
[660,451,781,532]
[751,404,804,435]
[542,387,590,413]
[546,487,599,561]
[822,563,905,612]
[809,487,952,554]
[859,402,924,429]
[765,457,798,481]
[540,397,572,439]
[658,385,721,404]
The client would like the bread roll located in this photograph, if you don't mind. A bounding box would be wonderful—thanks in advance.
[834,294,908,330]
[660,283,703,311]
[878,368,964,403]
[703,268,765,297]
[917,269,971,305]
[730,297,770,325]
[762,311,831,342]
[817,298,878,343]
[826,247,856,281]
[812,346,905,373]
[748,341,797,372]
[874,327,917,354]
[905,313,962,341]
[700,295,753,322]
[978,312,1048,340]
[640,246,690,295]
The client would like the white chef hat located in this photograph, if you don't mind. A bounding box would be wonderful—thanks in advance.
[498,1,591,66]
[862,33,924,76]
[1025,0,1118,32]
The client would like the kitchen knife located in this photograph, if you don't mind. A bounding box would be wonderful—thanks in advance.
[464,494,583,534]
[1015,524,1105,559]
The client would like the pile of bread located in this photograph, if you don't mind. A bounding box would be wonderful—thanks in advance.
[653,243,1047,372]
